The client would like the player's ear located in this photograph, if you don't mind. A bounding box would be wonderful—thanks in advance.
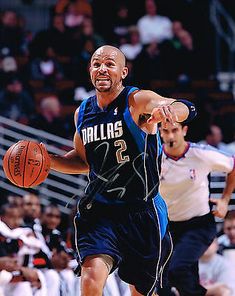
[121,67,128,79]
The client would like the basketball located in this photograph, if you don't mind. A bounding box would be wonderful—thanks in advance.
[2,140,51,188]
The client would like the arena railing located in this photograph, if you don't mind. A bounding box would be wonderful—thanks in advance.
[0,115,87,214]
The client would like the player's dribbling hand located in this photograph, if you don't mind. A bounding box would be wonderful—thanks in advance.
[210,198,229,218]
[147,105,178,126]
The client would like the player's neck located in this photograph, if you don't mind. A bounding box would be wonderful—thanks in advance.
[96,85,124,109]
[164,141,188,157]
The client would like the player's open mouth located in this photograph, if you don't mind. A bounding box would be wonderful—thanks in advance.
[96,78,110,82]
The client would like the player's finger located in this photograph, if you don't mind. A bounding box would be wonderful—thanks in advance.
[168,105,178,122]
[147,108,160,124]
[162,106,174,124]
[147,115,153,124]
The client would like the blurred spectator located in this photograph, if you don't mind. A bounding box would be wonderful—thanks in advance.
[55,0,92,18]
[30,14,72,58]
[30,46,64,88]
[22,194,62,296]
[199,124,234,155]
[218,210,235,251]
[199,239,235,296]
[22,193,41,229]
[74,86,95,102]
[80,17,105,49]
[1,56,17,73]
[119,26,143,61]
[29,95,68,138]
[0,56,18,87]
[133,41,163,88]
[7,195,24,218]
[7,195,23,208]
[71,38,96,88]
[40,204,76,296]
[160,21,195,79]
[227,133,235,155]
[0,76,35,124]
[113,3,133,46]
[63,1,92,29]
[0,10,25,56]
[137,0,173,45]
[0,203,47,296]
[49,14,71,56]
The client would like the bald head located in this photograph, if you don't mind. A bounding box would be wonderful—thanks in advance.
[91,45,126,67]
[89,45,128,93]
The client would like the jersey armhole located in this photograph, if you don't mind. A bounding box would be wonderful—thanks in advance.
[77,99,88,133]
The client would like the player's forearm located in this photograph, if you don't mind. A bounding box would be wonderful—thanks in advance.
[221,169,235,203]
[140,91,195,123]
[50,149,89,174]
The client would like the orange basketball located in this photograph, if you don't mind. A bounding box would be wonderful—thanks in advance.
[2,140,51,188]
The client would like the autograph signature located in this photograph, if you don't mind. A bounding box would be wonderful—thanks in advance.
[66,141,160,208]
[85,141,160,202]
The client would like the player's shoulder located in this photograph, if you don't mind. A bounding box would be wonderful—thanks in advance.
[75,95,95,118]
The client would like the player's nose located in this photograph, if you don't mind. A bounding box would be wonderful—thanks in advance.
[99,64,107,73]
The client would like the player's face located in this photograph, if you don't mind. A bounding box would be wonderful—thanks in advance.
[160,122,187,149]
[224,219,235,244]
[89,47,128,93]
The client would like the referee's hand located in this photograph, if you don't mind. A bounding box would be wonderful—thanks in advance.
[210,198,229,218]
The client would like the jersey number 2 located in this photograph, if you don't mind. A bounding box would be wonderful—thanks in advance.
[114,140,130,163]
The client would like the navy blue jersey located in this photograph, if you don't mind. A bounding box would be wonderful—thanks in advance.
[77,86,164,205]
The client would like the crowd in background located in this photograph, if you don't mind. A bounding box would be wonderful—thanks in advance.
[0,0,235,295]
[0,193,235,295]
[0,193,132,296]
[0,0,234,144]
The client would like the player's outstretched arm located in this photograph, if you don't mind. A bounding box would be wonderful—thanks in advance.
[132,90,196,125]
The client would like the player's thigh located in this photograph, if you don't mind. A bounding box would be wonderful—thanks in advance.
[74,213,121,269]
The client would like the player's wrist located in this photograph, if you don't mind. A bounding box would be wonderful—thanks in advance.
[171,99,197,123]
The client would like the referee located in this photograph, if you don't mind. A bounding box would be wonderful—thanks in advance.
[159,121,235,296]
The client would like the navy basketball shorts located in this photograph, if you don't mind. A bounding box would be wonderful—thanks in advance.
[74,200,172,295]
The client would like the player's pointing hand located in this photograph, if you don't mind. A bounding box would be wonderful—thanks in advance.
[147,104,178,125]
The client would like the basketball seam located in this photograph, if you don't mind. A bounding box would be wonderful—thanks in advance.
[23,141,30,187]
[28,143,44,187]
[7,142,20,186]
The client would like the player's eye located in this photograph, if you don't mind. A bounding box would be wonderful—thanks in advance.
[93,62,100,67]
[106,62,115,67]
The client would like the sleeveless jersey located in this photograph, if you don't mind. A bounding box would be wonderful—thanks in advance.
[77,86,163,206]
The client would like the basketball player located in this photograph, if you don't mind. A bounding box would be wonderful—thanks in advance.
[159,121,235,296]
[48,45,196,296]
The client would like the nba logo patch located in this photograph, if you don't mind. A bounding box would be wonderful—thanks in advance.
[114,107,118,115]
[189,169,196,180]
